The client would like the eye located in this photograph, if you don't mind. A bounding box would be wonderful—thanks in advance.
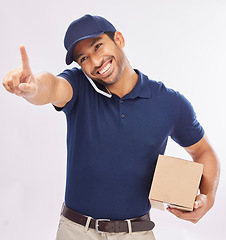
[80,56,88,64]
[95,43,102,51]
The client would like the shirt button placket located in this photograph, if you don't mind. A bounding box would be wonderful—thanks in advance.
[120,99,125,119]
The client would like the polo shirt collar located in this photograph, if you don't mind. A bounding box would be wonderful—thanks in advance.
[123,69,151,100]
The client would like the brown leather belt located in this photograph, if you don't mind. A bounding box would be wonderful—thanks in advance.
[61,204,155,233]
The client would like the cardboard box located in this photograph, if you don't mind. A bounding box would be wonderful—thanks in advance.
[149,155,203,211]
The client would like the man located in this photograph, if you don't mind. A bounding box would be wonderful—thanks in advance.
[3,14,220,240]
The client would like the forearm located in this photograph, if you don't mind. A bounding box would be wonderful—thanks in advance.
[23,72,56,105]
[186,136,220,209]
[167,136,220,223]
[194,148,220,209]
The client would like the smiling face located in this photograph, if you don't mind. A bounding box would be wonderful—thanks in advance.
[73,32,126,86]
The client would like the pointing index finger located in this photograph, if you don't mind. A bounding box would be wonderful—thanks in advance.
[19,45,30,70]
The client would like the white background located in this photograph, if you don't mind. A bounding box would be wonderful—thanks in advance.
[0,0,225,239]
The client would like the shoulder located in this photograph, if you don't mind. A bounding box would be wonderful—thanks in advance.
[58,67,84,81]
[57,67,89,94]
[145,76,179,101]
[137,70,177,96]
[139,70,190,112]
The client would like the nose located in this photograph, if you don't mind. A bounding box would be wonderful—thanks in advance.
[90,54,102,68]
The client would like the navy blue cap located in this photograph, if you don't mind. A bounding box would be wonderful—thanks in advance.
[64,14,116,65]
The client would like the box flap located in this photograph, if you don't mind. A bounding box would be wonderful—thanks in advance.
[150,200,165,211]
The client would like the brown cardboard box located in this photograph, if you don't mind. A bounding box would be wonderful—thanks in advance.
[149,155,203,211]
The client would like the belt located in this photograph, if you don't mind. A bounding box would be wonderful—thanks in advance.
[61,204,155,233]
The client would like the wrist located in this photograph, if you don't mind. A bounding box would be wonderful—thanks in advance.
[205,193,215,210]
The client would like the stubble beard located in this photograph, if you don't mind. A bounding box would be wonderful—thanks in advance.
[95,51,126,87]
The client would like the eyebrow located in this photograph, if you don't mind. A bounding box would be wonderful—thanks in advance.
[75,37,103,62]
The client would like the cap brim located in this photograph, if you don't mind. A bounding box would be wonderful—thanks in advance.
[65,32,104,65]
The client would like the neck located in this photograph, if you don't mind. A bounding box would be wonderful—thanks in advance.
[107,60,138,98]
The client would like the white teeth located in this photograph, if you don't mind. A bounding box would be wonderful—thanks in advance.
[99,63,111,75]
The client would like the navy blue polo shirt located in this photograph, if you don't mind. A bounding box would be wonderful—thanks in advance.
[55,68,204,220]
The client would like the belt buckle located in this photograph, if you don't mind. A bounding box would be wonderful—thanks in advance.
[95,219,110,233]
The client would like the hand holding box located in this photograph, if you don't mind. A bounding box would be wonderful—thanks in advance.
[149,155,203,211]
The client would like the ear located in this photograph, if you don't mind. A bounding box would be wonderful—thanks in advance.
[114,31,125,48]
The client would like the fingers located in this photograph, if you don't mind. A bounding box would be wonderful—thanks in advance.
[19,45,31,72]
[167,194,207,223]
[2,73,14,93]
[3,68,23,94]
[194,200,201,209]
[194,194,206,209]
[18,82,33,92]
[167,207,199,223]
[3,45,34,96]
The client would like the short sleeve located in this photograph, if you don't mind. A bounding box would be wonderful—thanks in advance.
[53,67,81,115]
[170,93,204,147]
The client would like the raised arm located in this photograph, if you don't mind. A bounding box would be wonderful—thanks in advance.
[2,46,73,107]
